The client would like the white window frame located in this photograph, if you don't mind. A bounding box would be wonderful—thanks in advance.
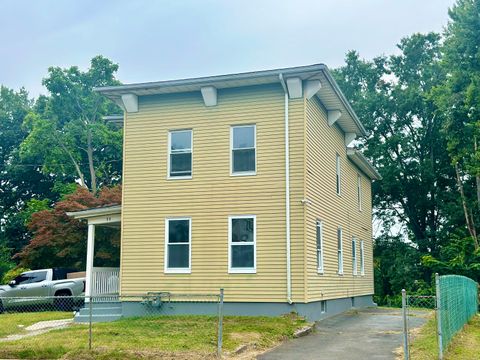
[360,240,365,276]
[352,237,358,276]
[336,153,341,195]
[228,215,256,274]
[230,125,257,176]
[316,220,324,274]
[167,130,193,180]
[164,217,192,274]
[357,174,362,211]
[337,227,343,275]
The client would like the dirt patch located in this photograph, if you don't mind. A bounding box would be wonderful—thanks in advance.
[229,332,262,343]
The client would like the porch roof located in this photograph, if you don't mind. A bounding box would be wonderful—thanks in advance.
[66,205,121,225]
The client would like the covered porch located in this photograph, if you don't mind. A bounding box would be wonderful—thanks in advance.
[67,205,122,301]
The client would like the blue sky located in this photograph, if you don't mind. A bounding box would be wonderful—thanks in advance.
[0,0,455,97]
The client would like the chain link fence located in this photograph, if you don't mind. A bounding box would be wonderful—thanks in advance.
[402,273,478,360]
[0,289,224,359]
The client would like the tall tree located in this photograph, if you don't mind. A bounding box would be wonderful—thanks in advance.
[434,0,480,248]
[20,56,123,193]
[334,33,456,258]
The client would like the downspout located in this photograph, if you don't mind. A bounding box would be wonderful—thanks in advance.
[279,73,292,304]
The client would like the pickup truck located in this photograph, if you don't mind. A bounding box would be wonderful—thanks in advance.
[0,268,85,313]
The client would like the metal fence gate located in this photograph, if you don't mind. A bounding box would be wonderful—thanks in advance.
[402,273,478,360]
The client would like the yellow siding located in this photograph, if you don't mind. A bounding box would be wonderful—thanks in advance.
[121,84,306,302]
[304,96,374,302]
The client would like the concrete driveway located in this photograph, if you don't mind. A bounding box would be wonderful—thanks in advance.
[258,307,428,360]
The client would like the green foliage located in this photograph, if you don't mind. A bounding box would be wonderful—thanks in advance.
[20,56,123,193]
[1,267,30,284]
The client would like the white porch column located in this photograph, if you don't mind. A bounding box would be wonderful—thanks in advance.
[85,223,95,302]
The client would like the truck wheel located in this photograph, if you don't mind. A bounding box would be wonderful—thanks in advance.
[54,291,74,311]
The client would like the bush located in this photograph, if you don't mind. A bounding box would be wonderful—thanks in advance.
[1,267,30,284]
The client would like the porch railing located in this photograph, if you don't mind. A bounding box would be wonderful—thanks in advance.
[91,267,119,301]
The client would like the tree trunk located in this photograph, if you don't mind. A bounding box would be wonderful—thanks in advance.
[60,142,87,189]
[87,128,97,194]
[474,137,480,212]
[455,163,479,249]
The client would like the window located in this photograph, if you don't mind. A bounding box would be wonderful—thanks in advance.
[316,220,324,273]
[165,218,191,273]
[352,238,358,276]
[320,300,327,314]
[229,216,256,273]
[168,130,192,178]
[231,125,256,175]
[360,240,365,276]
[337,227,343,274]
[357,174,362,211]
[336,154,341,195]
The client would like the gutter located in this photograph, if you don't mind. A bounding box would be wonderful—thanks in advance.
[279,73,293,304]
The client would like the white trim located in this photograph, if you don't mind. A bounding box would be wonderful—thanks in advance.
[337,227,343,275]
[316,220,324,274]
[336,153,341,196]
[360,240,365,276]
[304,80,322,100]
[167,129,193,180]
[352,237,358,276]
[85,224,95,301]
[286,77,303,98]
[228,215,256,274]
[357,174,363,212]
[328,110,342,126]
[200,86,217,106]
[121,94,138,113]
[230,124,257,176]
[164,217,192,274]
[345,132,356,146]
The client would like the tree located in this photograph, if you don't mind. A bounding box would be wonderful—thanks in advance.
[434,0,480,248]
[334,33,456,258]
[20,56,123,194]
[0,86,57,263]
[15,186,122,270]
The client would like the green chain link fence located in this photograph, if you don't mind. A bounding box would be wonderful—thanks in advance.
[437,274,478,354]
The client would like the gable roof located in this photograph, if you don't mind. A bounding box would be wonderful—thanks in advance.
[94,64,367,137]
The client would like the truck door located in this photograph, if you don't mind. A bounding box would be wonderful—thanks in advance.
[14,271,50,306]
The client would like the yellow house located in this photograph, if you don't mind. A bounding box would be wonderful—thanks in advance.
[69,64,381,321]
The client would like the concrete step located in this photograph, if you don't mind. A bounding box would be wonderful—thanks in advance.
[74,314,122,323]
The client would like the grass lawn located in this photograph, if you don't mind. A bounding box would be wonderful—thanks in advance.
[0,311,72,338]
[0,313,308,359]
[409,313,480,360]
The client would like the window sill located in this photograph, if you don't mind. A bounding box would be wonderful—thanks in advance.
[230,171,256,177]
[317,269,324,275]
[167,176,192,180]
[337,272,344,276]
[164,269,191,274]
[228,268,256,274]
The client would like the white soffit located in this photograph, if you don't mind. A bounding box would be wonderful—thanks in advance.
[304,80,322,100]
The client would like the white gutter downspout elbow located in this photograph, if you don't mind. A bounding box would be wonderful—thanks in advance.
[279,73,293,304]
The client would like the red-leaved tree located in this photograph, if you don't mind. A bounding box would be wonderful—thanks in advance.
[15,186,122,270]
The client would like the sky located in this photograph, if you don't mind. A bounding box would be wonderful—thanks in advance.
[0,0,456,98]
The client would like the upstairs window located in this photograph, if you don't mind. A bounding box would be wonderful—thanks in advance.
[352,238,358,276]
[316,220,324,273]
[337,227,343,274]
[168,130,192,178]
[165,218,191,273]
[360,240,365,276]
[336,154,341,195]
[229,216,256,273]
[231,125,256,175]
[357,174,362,211]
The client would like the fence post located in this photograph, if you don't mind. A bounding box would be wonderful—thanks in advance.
[89,296,92,351]
[217,288,224,357]
[402,289,409,360]
[435,273,443,360]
